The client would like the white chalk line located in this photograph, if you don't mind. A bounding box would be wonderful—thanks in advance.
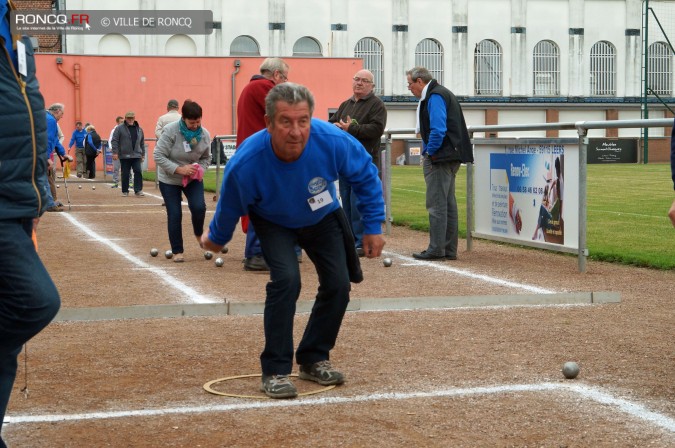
[61,213,218,304]
[588,209,668,220]
[383,251,555,294]
[6,382,674,434]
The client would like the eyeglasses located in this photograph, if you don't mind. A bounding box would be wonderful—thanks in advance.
[278,71,288,81]
[353,77,373,84]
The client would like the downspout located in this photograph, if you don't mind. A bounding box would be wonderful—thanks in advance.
[55,57,81,122]
[231,59,241,134]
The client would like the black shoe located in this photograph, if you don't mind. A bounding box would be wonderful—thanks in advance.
[412,250,445,260]
[445,254,457,260]
[355,247,365,257]
[244,254,269,271]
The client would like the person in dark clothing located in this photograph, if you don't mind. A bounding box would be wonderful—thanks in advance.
[669,123,675,227]
[111,111,146,197]
[84,124,102,179]
[0,1,61,445]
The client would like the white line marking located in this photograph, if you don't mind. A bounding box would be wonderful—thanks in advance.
[589,209,668,220]
[60,213,218,304]
[7,382,674,434]
[384,251,555,294]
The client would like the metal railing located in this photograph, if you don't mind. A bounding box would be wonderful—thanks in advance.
[381,118,674,273]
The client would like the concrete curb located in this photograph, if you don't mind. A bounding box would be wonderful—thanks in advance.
[54,292,620,322]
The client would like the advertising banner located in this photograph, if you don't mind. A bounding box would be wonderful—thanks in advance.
[587,138,638,164]
[473,139,579,251]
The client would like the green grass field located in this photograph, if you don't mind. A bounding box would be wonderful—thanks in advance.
[144,163,675,270]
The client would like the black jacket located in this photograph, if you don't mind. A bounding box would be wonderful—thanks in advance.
[0,33,48,219]
[419,80,473,164]
[329,92,387,154]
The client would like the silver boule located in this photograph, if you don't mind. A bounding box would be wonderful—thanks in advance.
[220,246,229,254]
[215,257,224,267]
[204,251,213,260]
[165,250,173,259]
[383,258,392,267]
[562,361,580,379]
[150,248,158,257]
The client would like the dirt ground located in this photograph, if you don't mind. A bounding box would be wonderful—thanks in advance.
[3,178,674,448]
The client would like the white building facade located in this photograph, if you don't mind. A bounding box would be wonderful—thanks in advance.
[61,0,675,137]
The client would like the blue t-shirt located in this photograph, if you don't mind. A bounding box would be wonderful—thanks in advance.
[69,128,87,148]
[208,118,384,246]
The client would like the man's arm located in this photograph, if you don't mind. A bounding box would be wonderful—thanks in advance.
[155,118,164,139]
[68,131,76,149]
[425,94,447,156]
[347,100,387,141]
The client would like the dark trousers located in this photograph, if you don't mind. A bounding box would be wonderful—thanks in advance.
[120,158,142,194]
[250,211,351,375]
[158,180,206,254]
[85,153,96,179]
[0,219,60,446]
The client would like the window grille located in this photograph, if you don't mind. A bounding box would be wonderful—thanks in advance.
[589,41,616,96]
[230,35,260,56]
[293,37,322,57]
[648,41,673,96]
[355,38,384,95]
[415,38,443,85]
[474,39,502,95]
[533,40,560,96]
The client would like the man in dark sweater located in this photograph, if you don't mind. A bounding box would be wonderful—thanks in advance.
[329,69,387,255]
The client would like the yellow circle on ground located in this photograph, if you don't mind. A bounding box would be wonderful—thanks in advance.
[203,373,336,399]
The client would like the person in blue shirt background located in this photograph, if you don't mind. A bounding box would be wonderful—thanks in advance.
[68,121,87,177]
[45,103,72,211]
[0,1,61,445]
[202,83,385,399]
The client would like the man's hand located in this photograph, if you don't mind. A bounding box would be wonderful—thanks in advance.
[201,233,224,253]
[66,155,73,162]
[361,234,386,258]
[333,115,352,131]
[669,199,675,227]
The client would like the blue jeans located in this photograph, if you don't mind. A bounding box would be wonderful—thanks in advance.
[0,219,60,446]
[159,180,206,255]
[250,211,351,375]
[422,157,461,257]
[244,221,262,259]
[120,158,142,194]
[338,177,364,248]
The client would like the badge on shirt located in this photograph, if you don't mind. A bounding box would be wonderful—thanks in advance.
[16,40,27,76]
[183,141,192,152]
[307,190,333,211]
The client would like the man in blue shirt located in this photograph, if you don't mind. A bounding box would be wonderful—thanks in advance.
[68,121,87,177]
[202,83,385,399]
[406,66,473,261]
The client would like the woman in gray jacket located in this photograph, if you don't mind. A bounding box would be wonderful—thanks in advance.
[153,100,211,262]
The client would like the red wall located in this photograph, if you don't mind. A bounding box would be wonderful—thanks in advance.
[35,54,363,170]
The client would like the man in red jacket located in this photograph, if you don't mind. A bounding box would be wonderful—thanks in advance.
[236,57,291,271]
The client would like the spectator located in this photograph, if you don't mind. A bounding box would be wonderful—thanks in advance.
[84,124,102,179]
[406,66,473,261]
[329,69,387,256]
[0,2,61,444]
[68,121,87,177]
[202,83,385,399]
[109,116,123,188]
[154,100,211,263]
[111,111,146,197]
[155,99,181,139]
[45,103,72,212]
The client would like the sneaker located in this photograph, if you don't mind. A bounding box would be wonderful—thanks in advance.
[134,191,145,197]
[298,360,345,386]
[260,374,297,399]
[46,205,63,212]
[111,183,119,188]
[121,192,129,197]
[244,254,269,271]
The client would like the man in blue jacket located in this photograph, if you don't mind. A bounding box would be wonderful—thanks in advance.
[202,83,385,399]
[406,66,473,261]
[45,103,72,211]
[0,1,61,445]
[68,121,87,177]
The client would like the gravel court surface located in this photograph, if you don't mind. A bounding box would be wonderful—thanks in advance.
[3,179,674,447]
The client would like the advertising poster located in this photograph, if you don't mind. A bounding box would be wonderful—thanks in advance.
[103,142,114,175]
[473,140,579,251]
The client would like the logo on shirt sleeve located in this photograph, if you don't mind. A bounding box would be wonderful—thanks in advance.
[308,177,327,195]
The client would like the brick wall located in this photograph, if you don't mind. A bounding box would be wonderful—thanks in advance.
[13,0,61,52]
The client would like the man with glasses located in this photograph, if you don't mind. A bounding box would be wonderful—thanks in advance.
[111,111,146,197]
[406,66,473,261]
[236,57,293,271]
[329,69,387,256]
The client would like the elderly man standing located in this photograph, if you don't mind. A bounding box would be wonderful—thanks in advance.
[202,83,385,399]
[236,57,291,271]
[406,66,473,261]
[68,121,87,177]
[111,111,146,197]
[330,69,387,255]
[155,99,181,139]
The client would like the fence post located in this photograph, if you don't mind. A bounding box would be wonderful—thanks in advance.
[385,132,392,235]
[576,124,588,273]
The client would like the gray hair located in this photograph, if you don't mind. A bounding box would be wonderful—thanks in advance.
[265,83,315,120]
[406,66,433,84]
[260,57,288,76]
[47,103,64,113]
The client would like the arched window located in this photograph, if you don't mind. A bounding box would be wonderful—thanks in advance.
[590,41,616,96]
[293,36,322,57]
[648,41,673,96]
[415,38,443,85]
[230,35,260,56]
[355,37,384,95]
[474,39,502,95]
[165,35,197,56]
[97,34,131,55]
[533,40,560,96]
